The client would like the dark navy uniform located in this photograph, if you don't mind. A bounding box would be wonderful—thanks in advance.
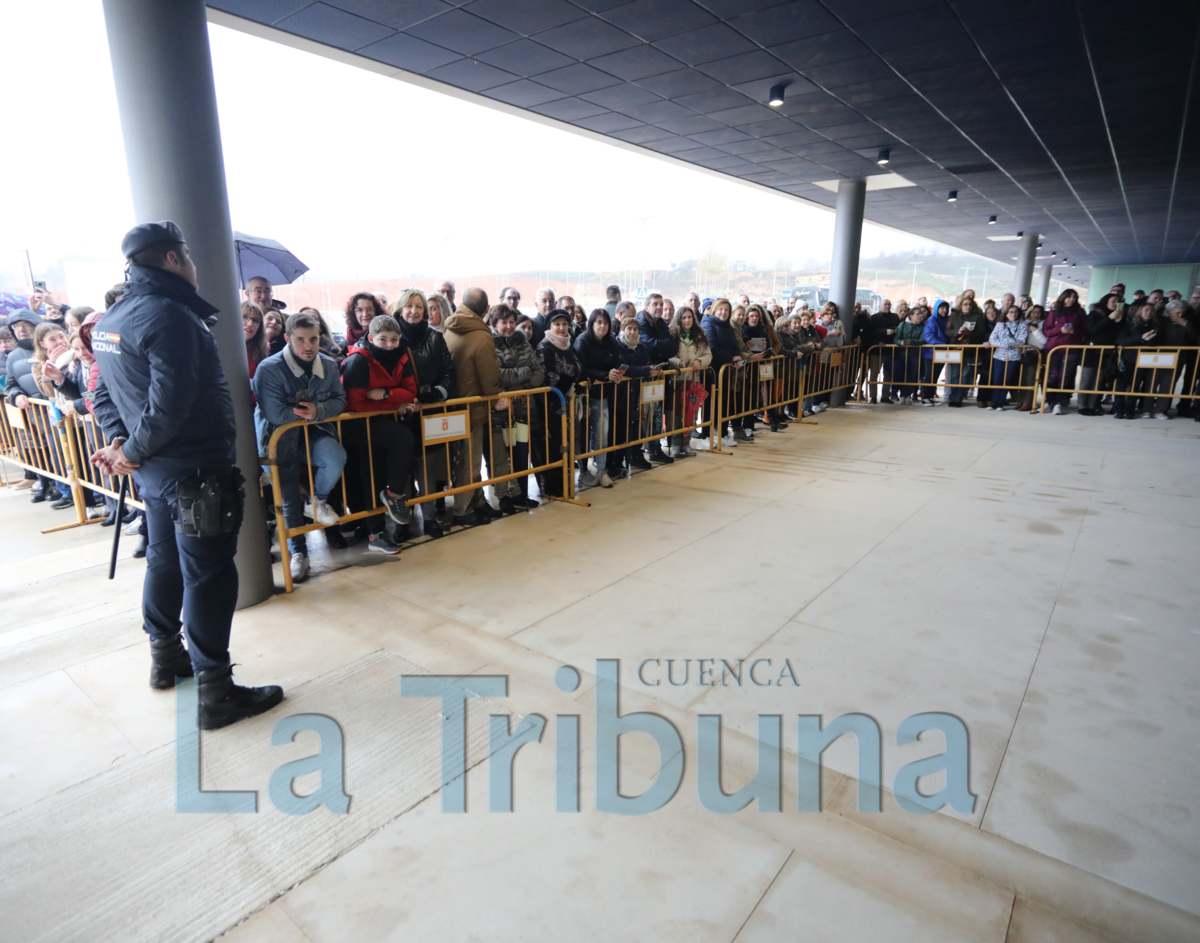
[93,259,242,673]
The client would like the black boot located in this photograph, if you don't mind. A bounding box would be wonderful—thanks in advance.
[197,664,284,730]
[149,633,194,690]
[132,531,148,558]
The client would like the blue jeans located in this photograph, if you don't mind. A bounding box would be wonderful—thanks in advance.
[269,433,347,554]
[990,360,1021,406]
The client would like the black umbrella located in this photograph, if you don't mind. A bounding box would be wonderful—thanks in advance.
[232,232,309,288]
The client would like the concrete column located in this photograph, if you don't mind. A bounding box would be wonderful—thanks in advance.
[102,0,274,608]
[1013,233,1039,300]
[1037,264,1053,307]
[828,177,866,407]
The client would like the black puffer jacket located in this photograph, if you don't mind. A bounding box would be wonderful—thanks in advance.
[398,318,454,405]
[4,309,42,404]
[574,329,625,398]
[493,330,545,422]
[1084,302,1125,370]
[637,311,677,363]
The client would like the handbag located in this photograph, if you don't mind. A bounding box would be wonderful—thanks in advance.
[1028,326,1047,350]
[682,382,708,427]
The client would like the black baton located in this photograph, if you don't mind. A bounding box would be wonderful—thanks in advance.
[109,476,128,580]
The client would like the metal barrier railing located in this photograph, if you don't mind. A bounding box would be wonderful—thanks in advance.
[807,344,864,409]
[0,397,98,532]
[266,386,581,592]
[1035,344,1199,415]
[575,366,714,471]
[72,412,147,511]
[710,354,804,451]
[858,344,1041,409]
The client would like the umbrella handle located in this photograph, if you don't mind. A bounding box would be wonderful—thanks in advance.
[109,476,128,580]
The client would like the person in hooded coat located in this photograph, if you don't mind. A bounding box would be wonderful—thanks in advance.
[920,300,951,404]
[611,314,663,477]
[1079,293,1125,415]
[1041,288,1088,414]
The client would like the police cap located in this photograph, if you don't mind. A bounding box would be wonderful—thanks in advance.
[121,221,186,260]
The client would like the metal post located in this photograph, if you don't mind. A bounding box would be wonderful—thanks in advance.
[1013,232,1039,299]
[1037,264,1053,307]
[102,0,274,607]
[829,177,866,407]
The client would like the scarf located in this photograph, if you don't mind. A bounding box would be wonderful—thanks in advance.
[366,339,403,372]
[346,320,368,346]
[621,330,640,349]
[544,330,570,350]
[397,317,428,347]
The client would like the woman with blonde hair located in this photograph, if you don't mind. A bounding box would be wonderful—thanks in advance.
[241,301,270,381]
[426,293,452,333]
[389,287,454,536]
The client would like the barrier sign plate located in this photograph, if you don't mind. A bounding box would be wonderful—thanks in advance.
[828,352,843,367]
[758,362,775,379]
[4,403,26,431]
[422,409,469,444]
[933,350,963,363]
[1137,352,1176,369]
[641,381,665,404]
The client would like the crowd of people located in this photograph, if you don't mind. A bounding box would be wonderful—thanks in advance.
[5,272,1200,583]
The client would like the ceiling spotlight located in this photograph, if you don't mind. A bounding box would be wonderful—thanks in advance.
[768,85,785,107]
[877,147,890,166]
[988,215,996,224]
[947,190,958,202]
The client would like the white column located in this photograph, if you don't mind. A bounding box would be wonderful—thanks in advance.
[102,0,273,607]
[1037,264,1053,307]
[828,178,866,407]
[1013,233,1039,300]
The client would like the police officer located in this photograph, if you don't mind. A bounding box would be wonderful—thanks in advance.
[91,221,283,730]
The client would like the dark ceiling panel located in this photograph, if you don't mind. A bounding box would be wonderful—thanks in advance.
[218,0,1200,268]
[653,23,759,65]
[464,0,587,35]
[325,0,450,30]
[600,0,719,43]
[475,38,574,75]
[274,2,396,49]
[533,17,639,58]
[406,9,520,56]
[534,62,624,94]
[358,31,460,71]
[590,43,681,80]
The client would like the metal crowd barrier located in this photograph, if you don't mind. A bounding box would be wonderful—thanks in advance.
[73,412,147,511]
[709,354,805,451]
[575,366,713,476]
[859,344,1042,409]
[0,397,98,532]
[1035,344,1199,415]
[266,386,580,592]
[806,344,864,410]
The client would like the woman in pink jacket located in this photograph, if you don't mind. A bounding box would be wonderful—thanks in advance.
[1041,289,1088,414]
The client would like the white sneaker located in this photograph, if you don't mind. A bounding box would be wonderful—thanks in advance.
[813,403,826,413]
[693,436,712,450]
[598,470,614,488]
[721,433,738,448]
[86,504,108,520]
[670,446,686,458]
[578,469,598,487]
[123,517,142,535]
[289,552,309,582]
[920,399,935,407]
[1153,412,1170,420]
[304,499,341,526]
[682,443,697,457]
[1052,404,1063,415]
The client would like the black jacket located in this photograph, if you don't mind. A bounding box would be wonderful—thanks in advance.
[866,310,899,350]
[398,319,454,404]
[4,340,39,403]
[537,338,581,394]
[574,330,625,397]
[92,265,237,466]
[637,311,678,363]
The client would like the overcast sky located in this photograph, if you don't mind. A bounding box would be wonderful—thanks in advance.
[3,0,949,292]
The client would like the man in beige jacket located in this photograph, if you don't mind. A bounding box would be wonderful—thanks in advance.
[443,287,503,525]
